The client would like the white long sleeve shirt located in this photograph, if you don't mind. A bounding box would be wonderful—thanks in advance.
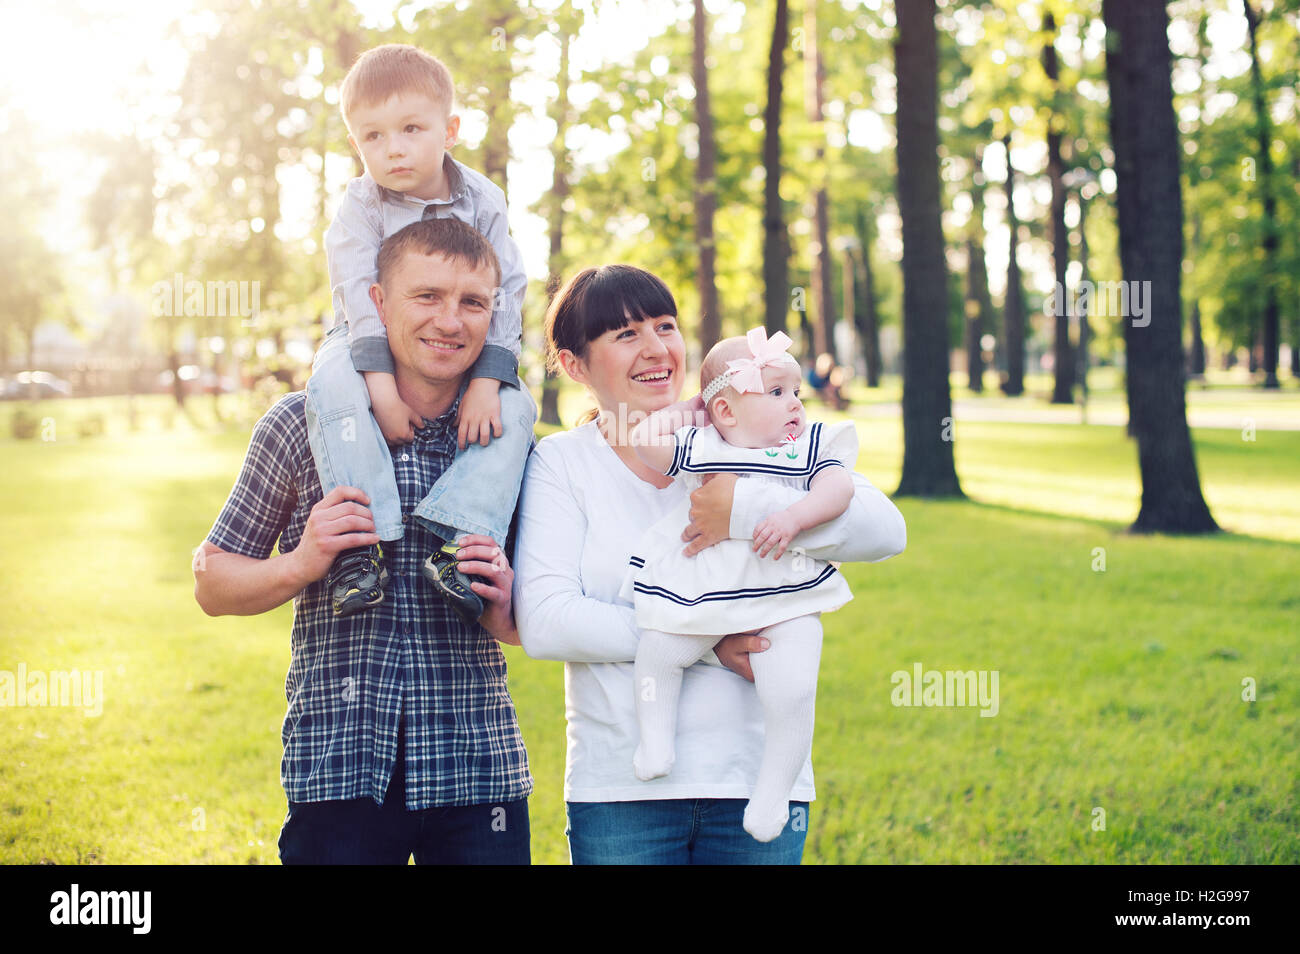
[513,420,906,803]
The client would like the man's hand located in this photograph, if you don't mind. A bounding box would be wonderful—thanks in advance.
[457,377,503,451]
[289,486,380,584]
[365,372,424,444]
[454,534,519,645]
[752,508,802,560]
[681,472,737,556]
[712,631,770,683]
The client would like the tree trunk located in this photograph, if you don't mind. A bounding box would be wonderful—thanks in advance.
[693,0,721,354]
[1102,0,1217,533]
[1187,210,1206,377]
[1188,303,1206,377]
[1001,133,1026,396]
[763,0,790,339]
[854,205,881,387]
[1043,12,1074,403]
[1076,190,1092,401]
[540,25,572,427]
[894,0,961,498]
[965,239,986,393]
[965,145,993,393]
[482,12,512,192]
[804,1,835,362]
[1243,0,1279,388]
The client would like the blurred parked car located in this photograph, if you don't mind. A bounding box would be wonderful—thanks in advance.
[2,371,73,400]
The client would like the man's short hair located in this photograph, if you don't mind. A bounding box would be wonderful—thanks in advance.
[376,218,501,290]
[341,44,455,129]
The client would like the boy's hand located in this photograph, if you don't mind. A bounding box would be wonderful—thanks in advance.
[458,377,503,451]
[752,509,802,560]
[365,372,424,444]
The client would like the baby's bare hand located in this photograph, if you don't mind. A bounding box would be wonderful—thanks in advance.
[752,510,801,560]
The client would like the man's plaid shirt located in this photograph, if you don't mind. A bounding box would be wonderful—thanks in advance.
[206,391,532,809]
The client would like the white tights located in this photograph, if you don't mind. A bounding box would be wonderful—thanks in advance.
[632,614,823,842]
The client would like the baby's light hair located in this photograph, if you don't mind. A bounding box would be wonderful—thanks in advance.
[341,44,455,130]
[700,335,802,411]
[699,336,755,412]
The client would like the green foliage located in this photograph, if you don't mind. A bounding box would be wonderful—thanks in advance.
[10,404,40,440]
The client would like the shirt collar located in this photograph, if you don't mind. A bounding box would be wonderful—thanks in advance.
[380,155,467,208]
[411,398,460,445]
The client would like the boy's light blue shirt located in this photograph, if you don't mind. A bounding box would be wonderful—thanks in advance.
[324,155,526,385]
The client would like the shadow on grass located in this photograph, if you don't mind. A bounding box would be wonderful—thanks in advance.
[905,493,1300,551]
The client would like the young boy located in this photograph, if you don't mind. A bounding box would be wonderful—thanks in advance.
[308,43,535,622]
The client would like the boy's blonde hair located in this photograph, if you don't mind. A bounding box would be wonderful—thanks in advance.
[340,44,455,129]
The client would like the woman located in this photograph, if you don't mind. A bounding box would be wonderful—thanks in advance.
[513,265,906,864]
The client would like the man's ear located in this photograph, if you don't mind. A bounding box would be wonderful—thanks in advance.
[369,283,386,328]
[557,349,588,386]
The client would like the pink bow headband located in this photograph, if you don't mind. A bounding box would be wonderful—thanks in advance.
[701,327,797,404]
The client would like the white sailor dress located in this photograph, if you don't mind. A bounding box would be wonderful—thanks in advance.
[619,420,857,636]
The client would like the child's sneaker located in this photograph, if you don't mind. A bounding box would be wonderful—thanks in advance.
[422,540,484,625]
[330,544,389,617]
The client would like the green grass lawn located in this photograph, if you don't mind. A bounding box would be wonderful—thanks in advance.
[1,394,1296,863]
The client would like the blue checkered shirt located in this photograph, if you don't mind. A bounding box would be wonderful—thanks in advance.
[206,391,532,809]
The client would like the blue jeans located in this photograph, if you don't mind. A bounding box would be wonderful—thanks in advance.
[278,730,530,865]
[305,323,536,545]
[566,799,810,865]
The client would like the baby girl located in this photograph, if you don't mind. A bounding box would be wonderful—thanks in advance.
[622,327,858,842]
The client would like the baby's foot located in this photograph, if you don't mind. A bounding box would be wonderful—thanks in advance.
[633,742,675,781]
[743,800,790,843]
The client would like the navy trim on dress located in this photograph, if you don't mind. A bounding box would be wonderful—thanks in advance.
[678,423,824,478]
[632,563,840,606]
[804,458,845,491]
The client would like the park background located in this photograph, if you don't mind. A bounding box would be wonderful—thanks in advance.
[1,0,1297,864]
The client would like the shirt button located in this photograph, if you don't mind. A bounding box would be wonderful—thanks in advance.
[400,453,409,461]
[402,514,409,524]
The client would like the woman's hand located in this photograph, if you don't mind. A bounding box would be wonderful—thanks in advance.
[712,631,771,683]
[686,392,712,427]
[681,472,738,556]
[454,535,520,645]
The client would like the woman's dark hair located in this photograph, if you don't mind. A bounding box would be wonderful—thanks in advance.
[544,265,678,374]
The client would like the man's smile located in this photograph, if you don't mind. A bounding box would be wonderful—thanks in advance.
[420,337,464,352]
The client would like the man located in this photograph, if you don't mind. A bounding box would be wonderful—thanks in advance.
[194,218,531,864]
